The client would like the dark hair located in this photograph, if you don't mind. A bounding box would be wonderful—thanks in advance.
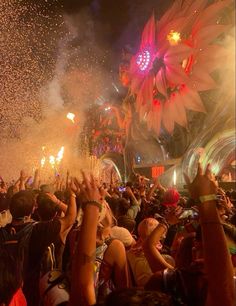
[54,191,66,203]
[175,236,195,269]
[117,215,136,233]
[10,190,35,219]
[0,247,22,305]
[36,193,59,221]
[223,223,236,243]
[117,198,131,215]
[0,193,9,212]
[106,197,120,217]
[104,288,173,306]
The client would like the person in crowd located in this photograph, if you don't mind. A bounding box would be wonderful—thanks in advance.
[0,175,77,306]
[1,161,236,306]
[144,164,235,306]
[0,246,27,306]
[69,172,129,305]
[127,217,174,288]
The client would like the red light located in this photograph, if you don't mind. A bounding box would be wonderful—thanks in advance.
[152,166,165,178]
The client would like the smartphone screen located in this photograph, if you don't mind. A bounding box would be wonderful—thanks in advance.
[179,209,198,219]
[118,187,126,192]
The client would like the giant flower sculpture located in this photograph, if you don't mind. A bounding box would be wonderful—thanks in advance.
[129,0,232,135]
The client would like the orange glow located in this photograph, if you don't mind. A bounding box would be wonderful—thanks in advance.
[67,112,75,123]
[167,30,181,45]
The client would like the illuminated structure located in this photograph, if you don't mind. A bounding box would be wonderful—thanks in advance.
[86,0,235,185]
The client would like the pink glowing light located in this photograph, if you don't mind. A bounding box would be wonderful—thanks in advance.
[136,49,152,72]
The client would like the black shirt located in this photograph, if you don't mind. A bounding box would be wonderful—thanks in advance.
[7,219,61,306]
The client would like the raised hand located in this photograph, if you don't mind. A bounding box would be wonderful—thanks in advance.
[20,170,28,182]
[78,171,101,205]
[184,163,218,199]
[45,192,58,204]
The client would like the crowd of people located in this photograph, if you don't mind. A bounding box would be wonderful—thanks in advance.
[0,164,236,306]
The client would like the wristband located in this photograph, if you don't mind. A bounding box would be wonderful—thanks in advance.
[84,200,102,212]
[199,194,217,203]
[159,219,169,230]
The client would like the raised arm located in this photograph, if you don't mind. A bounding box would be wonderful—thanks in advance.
[146,178,166,201]
[46,192,68,214]
[58,180,77,243]
[19,170,28,191]
[184,163,235,306]
[143,212,178,273]
[69,172,102,306]
[32,169,40,190]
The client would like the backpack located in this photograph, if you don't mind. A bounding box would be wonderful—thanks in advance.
[0,222,36,277]
[95,238,116,303]
[39,243,70,306]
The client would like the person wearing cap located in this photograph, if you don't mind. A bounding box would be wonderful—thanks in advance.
[127,218,173,287]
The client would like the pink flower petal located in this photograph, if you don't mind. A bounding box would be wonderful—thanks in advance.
[157,0,184,32]
[141,74,154,106]
[164,44,192,65]
[181,88,206,113]
[190,66,217,91]
[196,45,227,73]
[141,13,156,48]
[155,69,167,97]
[162,100,175,133]
[170,92,188,127]
[194,25,230,48]
[153,103,163,135]
[166,64,190,87]
[193,0,232,33]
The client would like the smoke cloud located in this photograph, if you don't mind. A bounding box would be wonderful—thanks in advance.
[0,3,111,181]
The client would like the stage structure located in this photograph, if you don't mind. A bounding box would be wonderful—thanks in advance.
[85,0,235,185]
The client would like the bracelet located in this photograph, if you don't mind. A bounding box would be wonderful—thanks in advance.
[84,200,102,212]
[70,193,76,198]
[199,194,217,203]
[159,220,169,230]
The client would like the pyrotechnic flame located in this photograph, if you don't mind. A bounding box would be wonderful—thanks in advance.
[67,112,75,123]
[56,146,64,164]
[49,155,55,168]
[167,30,181,46]
[41,156,46,168]
[173,170,177,186]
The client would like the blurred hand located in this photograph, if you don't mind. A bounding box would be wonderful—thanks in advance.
[69,178,79,195]
[125,186,133,195]
[20,170,28,182]
[164,206,181,225]
[184,163,218,199]
[46,192,58,204]
[78,171,101,204]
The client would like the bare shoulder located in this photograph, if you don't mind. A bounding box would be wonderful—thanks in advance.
[104,239,126,265]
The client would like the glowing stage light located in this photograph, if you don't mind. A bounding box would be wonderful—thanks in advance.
[136,49,151,71]
[56,146,64,164]
[173,170,177,186]
[41,156,46,168]
[167,30,181,46]
[105,107,111,111]
[49,155,55,169]
[67,112,75,123]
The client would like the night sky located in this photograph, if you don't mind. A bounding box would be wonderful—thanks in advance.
[0,0,174,138]
[26,0,174,65]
